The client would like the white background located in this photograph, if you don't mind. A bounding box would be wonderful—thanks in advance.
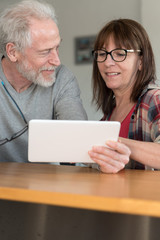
[1,0,159,120]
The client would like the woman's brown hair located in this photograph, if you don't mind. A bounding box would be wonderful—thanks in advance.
[92,19,156,115]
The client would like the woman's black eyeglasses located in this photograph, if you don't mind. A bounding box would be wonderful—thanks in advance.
[0,81,28,146]
[92,48,141,63]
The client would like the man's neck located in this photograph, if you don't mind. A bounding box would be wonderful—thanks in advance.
[1,57,32,93]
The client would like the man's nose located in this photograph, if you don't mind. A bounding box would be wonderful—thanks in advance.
[48,50,61,66]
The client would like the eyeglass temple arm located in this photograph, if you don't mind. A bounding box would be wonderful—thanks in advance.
[127,50,141,53]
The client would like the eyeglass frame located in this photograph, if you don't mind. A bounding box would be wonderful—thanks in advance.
[92,48,142,63]
[0,81,28,146]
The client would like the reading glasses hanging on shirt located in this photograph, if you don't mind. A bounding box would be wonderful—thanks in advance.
[0,81,28,146]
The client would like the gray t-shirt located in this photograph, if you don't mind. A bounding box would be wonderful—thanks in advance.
[0,63,87,162]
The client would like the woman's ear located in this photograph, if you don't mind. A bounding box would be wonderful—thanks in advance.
[5,43,19,62]
[138,56,143,71]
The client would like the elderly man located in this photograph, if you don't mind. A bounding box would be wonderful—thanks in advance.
[0,0,87,162]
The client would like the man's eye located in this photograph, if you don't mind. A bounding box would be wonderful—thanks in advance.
[39,49,51,55]
[43,50,51,54]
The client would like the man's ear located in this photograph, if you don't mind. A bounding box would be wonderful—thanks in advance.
[5,43,19,62]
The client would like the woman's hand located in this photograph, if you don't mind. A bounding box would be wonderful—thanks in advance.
[88,140,131,173]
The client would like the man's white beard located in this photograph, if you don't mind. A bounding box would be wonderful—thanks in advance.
[16,60,56,87]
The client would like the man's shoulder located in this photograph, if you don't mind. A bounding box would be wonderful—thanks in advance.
[56,64,74,78]
[54,64,77,89]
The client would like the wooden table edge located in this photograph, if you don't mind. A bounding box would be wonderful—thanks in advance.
[0,186,160,218]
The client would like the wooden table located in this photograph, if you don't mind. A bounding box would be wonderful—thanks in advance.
[0,162,160,218]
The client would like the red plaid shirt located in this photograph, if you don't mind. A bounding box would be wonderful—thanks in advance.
[103,83,160,169]
[129,84,160,143]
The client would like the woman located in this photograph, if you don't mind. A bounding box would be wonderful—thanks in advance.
[88,19,160,173]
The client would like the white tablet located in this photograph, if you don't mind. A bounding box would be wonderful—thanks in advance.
[28,120,120,163]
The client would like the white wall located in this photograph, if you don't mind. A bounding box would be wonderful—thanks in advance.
[0,0,141,120]
[141,0,160,84]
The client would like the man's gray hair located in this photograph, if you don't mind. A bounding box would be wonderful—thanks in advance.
[0,0,58,56]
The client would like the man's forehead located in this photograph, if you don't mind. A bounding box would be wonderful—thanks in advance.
[29,18,59,36]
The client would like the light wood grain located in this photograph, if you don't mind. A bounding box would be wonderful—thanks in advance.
[0,162,160,217]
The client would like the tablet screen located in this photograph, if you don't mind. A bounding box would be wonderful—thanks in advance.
[28,120,120,163]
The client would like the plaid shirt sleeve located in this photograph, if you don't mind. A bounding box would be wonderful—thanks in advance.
[129,88,160,143]
[128,87,160,170]
[150,92,160,143]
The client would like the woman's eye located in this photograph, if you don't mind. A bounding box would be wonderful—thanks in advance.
[114,51,125,57]
[117,53,125,56]
[98,52,106,57]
